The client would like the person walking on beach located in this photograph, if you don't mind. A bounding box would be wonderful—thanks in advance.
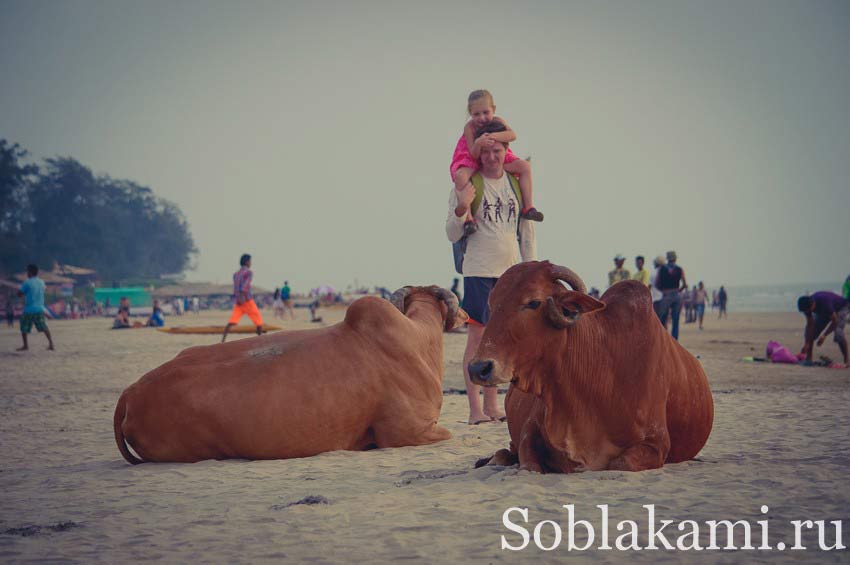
[221,254,264,343]
[280,280,295,320]
[608,254,630,287]
[632,255,649,287]
[797,292,849,368]
[718,286,728,319]
[694,281,708,330]
[450,277,462,305]
[648,255,665,320]
[16,264,55,351]
[450,89,543,235]
[655,251,687,340]
[446,119,536,424]
[843,274,850,300]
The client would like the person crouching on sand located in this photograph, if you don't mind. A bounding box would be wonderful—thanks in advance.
[797,292,849,368]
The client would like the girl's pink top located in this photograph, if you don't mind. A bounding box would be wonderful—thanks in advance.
[450,133,518,180]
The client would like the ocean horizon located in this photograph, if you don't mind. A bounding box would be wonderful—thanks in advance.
[719,282,845,313]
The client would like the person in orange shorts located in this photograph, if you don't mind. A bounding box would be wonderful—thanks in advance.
[222,253,264,342]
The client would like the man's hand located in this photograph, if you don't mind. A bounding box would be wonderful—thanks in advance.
[455,180,475,217]
[817,335,826,347]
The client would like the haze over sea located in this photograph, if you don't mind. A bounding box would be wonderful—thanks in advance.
[722,282,844,312]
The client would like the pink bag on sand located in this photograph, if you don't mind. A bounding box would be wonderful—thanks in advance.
[766,341,798,364]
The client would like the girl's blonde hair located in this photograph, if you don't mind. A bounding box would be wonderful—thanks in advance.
[467,89,494,113]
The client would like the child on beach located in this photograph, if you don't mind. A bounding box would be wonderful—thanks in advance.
[451,89,543,235]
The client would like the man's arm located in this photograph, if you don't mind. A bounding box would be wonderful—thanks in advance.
[518,219,537,262]
[816,313,839,346]
[679,268,688,292]
[800,314,815,360]
[446,186,470,243]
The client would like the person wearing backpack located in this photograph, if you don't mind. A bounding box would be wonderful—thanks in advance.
[445,120,537,425]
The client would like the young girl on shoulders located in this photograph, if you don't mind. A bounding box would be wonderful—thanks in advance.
[450,89,543,235]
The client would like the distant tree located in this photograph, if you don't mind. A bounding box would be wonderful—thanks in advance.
[0,139,39,274]
[0,140,197,280]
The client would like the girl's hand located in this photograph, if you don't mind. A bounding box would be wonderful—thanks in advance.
[475,134,494,149]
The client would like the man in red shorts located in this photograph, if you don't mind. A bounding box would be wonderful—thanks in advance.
[221,253,264,343]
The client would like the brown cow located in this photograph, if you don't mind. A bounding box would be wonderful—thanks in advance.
[469,261,713,473]
[114,286,466,464]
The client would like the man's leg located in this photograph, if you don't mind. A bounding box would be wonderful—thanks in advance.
[43,328,54,350]
[835,335,848,366]
[221,323,235,343]
[657,295,670,330]
[17,314,31,351]
[463,324,491,424]
[670,295,682,340]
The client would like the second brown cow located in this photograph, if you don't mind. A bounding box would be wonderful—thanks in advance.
[114,286,465,464]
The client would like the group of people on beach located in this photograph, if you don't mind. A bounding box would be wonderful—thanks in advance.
[605,253,727,338]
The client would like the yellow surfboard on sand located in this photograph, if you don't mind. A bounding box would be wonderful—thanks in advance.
[156,325,283,335]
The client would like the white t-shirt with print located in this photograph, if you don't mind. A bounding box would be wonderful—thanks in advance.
[446,172,536,278]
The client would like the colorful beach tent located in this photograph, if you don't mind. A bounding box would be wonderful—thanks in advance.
[94,287,152,307]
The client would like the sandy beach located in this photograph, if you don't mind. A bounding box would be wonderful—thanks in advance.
[1,307,848,562]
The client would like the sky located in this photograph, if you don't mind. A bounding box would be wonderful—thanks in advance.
[1,0,848,294]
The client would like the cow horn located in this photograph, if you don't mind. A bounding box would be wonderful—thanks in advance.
[545,296,579,329]
[389,286,413,313]
[429,287,460,331]
[550,264,587,294]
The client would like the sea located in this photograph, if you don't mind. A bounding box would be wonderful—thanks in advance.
[721,282,845,313]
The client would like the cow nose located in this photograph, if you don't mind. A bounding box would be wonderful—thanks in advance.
[468,360,494,382]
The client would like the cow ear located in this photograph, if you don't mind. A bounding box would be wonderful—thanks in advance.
[559,292,605,315]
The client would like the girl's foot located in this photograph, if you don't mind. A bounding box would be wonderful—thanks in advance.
[463,220,478,236]
[521,207,544,221]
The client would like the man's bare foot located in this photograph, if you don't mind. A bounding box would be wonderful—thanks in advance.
[16,346,28,351]
[47,345,55,351]
[485,412,507,422]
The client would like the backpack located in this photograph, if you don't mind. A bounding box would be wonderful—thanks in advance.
[452,172,523,274]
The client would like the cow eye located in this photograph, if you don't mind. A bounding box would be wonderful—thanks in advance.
[524,300,542,310]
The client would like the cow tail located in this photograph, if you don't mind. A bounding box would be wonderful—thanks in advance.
[114,393,144,465]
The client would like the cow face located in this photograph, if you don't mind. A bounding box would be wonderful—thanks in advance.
[468,262,604,394]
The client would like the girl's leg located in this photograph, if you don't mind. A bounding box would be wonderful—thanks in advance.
[504,159,543,221]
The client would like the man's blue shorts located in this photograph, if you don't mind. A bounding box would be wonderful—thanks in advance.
[463,276,498,326]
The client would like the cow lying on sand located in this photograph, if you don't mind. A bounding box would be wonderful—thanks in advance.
[114,286,466,464]
[469,261,713,473]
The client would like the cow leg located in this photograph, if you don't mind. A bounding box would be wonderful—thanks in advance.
[516,421,546,473]
[374,419,451,448]
[607,440,668,472]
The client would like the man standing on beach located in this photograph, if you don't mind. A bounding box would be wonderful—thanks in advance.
[446,120,536,425]
[632,255,649,287]
[655,251,687,340]
[718,286,728,319]
[280,280,295,320]
[221,254,264,343]
[797,292,849,368]
[648,255,665,320]
[608,254,630,287]
[17,264,55,351]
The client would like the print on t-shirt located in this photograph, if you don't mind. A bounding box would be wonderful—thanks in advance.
[480,196,517,225]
